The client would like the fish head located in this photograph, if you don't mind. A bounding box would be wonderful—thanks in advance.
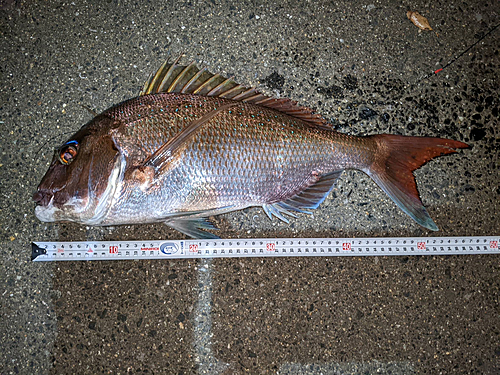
[33,115,124,224]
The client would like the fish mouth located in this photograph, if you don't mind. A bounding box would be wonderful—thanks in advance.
[33,183,68,208]
[34,195,58,222]
[33,189,59,222]
[33,184,79,222]
[33,155,124,225]
[34,193,89,222]
[33,189,52,207]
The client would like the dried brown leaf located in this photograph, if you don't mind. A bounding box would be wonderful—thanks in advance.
[407,11,433,31]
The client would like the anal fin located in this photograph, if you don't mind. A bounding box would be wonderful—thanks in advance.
[264,171,342,223]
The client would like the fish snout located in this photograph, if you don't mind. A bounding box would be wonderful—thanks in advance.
[33,189,53,207]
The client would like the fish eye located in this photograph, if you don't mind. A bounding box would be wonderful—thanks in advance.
[58,140,79,165]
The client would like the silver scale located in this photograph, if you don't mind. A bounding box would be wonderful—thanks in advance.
[32,236,499,261]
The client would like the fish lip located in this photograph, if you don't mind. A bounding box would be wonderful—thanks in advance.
[33,191,50,207]
[34,194,90,223]
[33,183,67,207]
[34,195,58,222]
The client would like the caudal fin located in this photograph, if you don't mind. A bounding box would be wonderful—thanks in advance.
[366,134,469,231]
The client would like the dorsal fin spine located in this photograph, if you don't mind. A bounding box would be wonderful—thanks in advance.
[218,84,244,98]
[181,67,207,94]
[165,61,195,93]
[243,93,267,103]
[207,77,234,96]
[193,73,221,94]
[232,88,256,100]
[139,73,153,96]
[157,56,183,94]
[254,97,274,105]
[145,60,169,95]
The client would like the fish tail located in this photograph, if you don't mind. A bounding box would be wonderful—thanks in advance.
[366,134,469,231]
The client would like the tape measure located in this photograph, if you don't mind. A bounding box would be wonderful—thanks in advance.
[31,236,499,261]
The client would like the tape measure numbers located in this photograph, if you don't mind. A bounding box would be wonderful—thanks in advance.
[32,236,499,261]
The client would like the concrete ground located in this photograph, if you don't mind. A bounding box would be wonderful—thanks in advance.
[1,0,499,374]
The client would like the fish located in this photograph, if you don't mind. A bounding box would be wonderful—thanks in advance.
[33,57,469,238]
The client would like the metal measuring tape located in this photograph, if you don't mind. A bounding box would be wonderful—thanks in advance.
[32,236,499,261]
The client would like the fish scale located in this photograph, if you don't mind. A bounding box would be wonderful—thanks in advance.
[34,60,469,238]
[179,103,339,197]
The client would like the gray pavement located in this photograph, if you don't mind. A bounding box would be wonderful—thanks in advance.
[1,0,499,374]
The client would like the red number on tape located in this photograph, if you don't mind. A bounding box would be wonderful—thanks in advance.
[109,246,118,254]
[266,243,276,251]
[342,243,351,251]
[417,242,426,250]
[189,244,199,252]
[490,241,498,249]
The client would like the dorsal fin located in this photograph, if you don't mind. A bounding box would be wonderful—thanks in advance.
[139,59,328,127]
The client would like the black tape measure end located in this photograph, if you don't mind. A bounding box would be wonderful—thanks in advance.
[31,243,46,261]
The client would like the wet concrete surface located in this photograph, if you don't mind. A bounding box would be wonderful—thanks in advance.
[1,0,499,374]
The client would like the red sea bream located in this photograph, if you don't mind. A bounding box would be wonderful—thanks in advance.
[33,59,469,238]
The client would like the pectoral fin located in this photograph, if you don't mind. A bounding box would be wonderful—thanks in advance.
[130,166,155,191]
[163,206,237,238]
[142,102,237,173]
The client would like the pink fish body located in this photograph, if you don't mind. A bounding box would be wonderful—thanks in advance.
[34,59,468,238]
